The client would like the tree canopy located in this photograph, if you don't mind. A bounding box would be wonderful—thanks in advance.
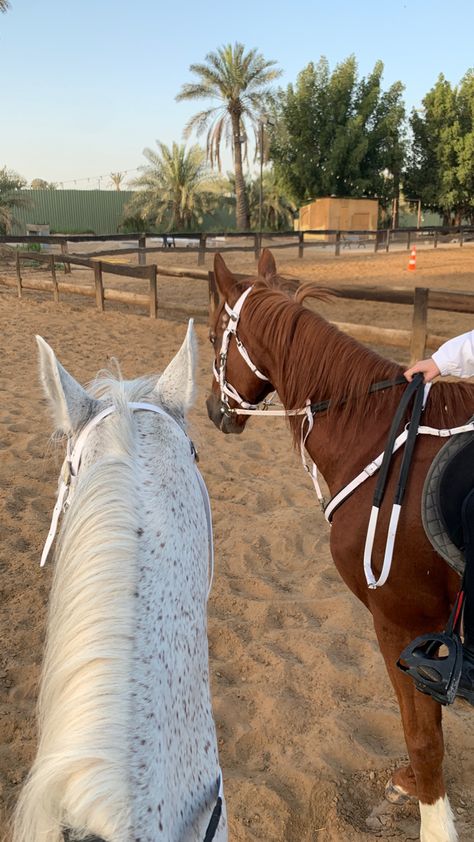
[403,71,474,224]
[0,166,26,234]
[30,178,57,190]
[270,56,406,211]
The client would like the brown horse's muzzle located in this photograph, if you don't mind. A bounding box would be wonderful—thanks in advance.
[206,393,247,434]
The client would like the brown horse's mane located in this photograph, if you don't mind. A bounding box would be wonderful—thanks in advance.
[239,275,474,442]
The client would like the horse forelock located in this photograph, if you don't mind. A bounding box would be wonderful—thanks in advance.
[88,371,158,404]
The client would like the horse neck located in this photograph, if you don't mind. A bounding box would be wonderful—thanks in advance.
[243,294,403,490]
[36,408,218,840]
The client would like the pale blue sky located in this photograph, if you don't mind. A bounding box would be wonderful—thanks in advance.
[2,0,474,187]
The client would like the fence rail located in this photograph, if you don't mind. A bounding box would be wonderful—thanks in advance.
[208,275,472,363]
[2,224,474,266]
[12,251,159,318]
[2,248,473,363]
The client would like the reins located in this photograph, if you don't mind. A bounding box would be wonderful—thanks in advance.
[215,284,474,590]
[363,374,427,588]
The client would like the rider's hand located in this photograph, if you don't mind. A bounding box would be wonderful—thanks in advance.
[404,358,441,383]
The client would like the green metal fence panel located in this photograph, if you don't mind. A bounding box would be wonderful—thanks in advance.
[12,190,135,235]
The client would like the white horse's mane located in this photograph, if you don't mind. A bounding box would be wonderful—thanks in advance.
[15,381,143,841]
[13,329,225,842]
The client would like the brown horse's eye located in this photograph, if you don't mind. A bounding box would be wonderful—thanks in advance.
[209,332,217,346]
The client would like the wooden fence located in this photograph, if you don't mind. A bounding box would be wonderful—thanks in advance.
[6,251,208,320]
[2,225,474,267]
[208,275,474,364]
[2,248,473,364]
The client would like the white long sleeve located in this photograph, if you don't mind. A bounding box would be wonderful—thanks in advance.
[432,329,474,378]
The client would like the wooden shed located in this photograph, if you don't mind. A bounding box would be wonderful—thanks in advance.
[296,196,379,240]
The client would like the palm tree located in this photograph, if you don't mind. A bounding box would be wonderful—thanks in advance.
[176,43,281,230]
[110,172,124,191]
[129,141,218,231]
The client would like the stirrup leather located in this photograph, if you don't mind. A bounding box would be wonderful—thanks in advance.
[397,631,463,706]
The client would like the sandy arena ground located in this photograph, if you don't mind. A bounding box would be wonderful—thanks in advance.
[0,245,473,841]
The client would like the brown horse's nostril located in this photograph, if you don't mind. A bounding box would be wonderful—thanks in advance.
[206,394,245,435]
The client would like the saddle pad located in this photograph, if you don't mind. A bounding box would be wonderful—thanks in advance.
[422,430,474,575]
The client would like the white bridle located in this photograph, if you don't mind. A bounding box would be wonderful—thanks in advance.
[40,401,215,600]
[213,286,270,412]
[212,285,326,503]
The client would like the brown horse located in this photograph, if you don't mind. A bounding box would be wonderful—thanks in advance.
[206,249,474,842]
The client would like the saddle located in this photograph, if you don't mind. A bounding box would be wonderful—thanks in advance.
[422,428,474,575]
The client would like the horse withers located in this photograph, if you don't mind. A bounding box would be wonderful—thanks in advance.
[12,324,227,842]
[206,249,474,842]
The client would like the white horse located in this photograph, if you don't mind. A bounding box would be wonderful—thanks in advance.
[12,324,227,842]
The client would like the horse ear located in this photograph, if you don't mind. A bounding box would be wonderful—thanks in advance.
[258,248,277,280]
[36,335,97,435]
[213,253,236,302]
[155,319,197,415]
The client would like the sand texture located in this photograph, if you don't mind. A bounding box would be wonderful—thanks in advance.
[1,245,473,840]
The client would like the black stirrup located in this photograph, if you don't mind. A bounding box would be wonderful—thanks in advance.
[397,630,463,705]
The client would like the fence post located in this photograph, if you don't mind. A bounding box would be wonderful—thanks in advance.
[198,233,207,266]
[148,265,157,318]
[434,231,438,248]
[138,233,146,266]
[385,230,391,253]
[208,270,219,320]
[50,255,59,302]
[407,231,411,251]
[460,229,464,248]
[374,231,379,253]
[61,240,71,274]
[254,233,260,260]
[335,231,341,256]
[94,261,104,312]
[298,231,304,259]
[410,287,429,364]
[15,251,22,298]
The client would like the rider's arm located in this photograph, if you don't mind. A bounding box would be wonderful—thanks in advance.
[432,329,474,378]
[404,329,474,382]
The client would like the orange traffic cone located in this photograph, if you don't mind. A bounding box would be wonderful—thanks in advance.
[408,246,417,271]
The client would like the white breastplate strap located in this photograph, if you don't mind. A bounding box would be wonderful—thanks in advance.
[323,397,474,588]
[300,400,325,505]
[40,402,215,601]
